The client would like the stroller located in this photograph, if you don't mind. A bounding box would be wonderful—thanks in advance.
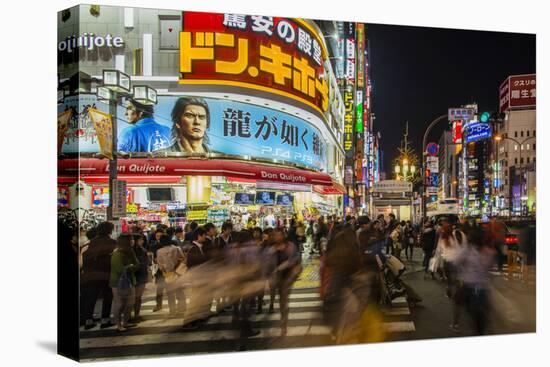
[377,255,422,308]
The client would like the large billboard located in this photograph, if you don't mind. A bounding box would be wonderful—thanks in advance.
[499,74,536,112]
[58,94,328,171]
[179,13,329,116]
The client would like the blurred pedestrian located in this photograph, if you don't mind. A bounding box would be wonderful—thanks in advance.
[130,233,149,322]
[81,221,117,330]
[454,223,495,334]
[268,227,302,336]
[109,234,139,332]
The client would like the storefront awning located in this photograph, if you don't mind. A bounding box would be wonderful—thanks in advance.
[58,158,335,186]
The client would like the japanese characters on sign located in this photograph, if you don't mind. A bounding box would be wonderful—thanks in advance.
[179,12,329,116]
[344,22,356,86]
[343,90,355,158]
[464,122,492,143]
[60,94,328,171]
[112,179,127,218]
[356,23,365,88]
[499,74,536,113]
[426,156,439,173]
[448,107,475,122]
[373,180,413,193]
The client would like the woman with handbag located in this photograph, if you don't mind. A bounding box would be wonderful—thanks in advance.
[109,234,139,332]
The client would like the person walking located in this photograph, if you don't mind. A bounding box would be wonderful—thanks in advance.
[109,234,139,332]
[421,220,437,276]
[130,233,149,322]
[454,224,495,335]
[404,220,416,261]
[156,234,186,317]
[436,218,467,332]
[268,227,302,336]
[81,222,117,329]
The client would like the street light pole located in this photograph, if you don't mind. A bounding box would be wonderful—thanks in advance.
[421,114,448,221]
[107,94,119,221]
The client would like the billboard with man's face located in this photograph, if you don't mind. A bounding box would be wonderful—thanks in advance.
[58,94,328,172]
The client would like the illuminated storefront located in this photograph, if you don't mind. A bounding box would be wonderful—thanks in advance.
[57,5,347,228]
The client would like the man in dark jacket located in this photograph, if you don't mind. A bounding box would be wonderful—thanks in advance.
[81,221,117,329]
[386,213,398,255]
[186,227,209,268]
[184,221,199,242]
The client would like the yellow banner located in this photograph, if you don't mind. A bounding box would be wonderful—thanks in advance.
[88,108,113,159]
[188,210,208,221]
[57,110,72,155]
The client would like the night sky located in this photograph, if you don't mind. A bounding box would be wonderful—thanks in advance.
[366,23,536,175]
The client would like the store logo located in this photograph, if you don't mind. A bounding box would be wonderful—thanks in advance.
[58,33,124,54]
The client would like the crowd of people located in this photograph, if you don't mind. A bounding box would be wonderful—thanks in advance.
[71,212,534,343]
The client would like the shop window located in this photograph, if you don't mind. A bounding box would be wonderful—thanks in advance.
[515,158,518,164]
[534,157,536,163]
[534,130,536,137]
[527,144,530,150]
[520,157,524,164]
[514,145,518,151]
[527,130,530,137]
[527,157,530,163]
[533,143,536,150]
[521,131,524,137]
[515,131,518,138]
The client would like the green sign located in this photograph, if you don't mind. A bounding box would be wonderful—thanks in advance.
[356,102,364,133]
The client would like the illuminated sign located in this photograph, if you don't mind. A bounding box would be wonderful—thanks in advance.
[179,13,329,116]
[499,74,536,113]
[452,120,463,143]
[59,95,328,171]
[344,22,356,85]
[464,122,492,143]
[355,90,364,133]
[343,90,355,157]
[448,107,475,122]
[356,23,365,88]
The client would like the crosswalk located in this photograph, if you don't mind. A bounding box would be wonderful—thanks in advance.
[79,273,416,361]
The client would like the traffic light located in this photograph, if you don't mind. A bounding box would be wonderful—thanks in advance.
[480,111,491,123]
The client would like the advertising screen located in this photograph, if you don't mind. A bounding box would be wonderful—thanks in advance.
[255,191,275,205]
[276,193,294,205]
[58,94,328,171]
[234,192,256,205]
[147,188,174,201]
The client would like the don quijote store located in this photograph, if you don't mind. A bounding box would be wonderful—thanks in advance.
[58,5,346,231]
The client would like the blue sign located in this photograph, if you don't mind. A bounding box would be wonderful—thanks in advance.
[465,122,492,143]
[59,94,328,171]
[426,143,439,156]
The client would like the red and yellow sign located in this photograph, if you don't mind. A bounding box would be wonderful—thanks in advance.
[57,110,72,155]
[88,108,113,159]
[179,12,329,116]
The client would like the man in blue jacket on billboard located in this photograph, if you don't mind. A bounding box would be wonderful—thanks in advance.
[118,99,171,153]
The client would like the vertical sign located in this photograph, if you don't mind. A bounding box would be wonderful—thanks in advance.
[343,90,355,158]
[112,179,127,218]
[356,23,365,88]
[355,90,364,133]
[344,22,356,86]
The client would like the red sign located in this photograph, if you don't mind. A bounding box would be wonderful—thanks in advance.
[58,158,334,186]
[180,12,329,115]
[452,120,463,144]
[499,74,536,113]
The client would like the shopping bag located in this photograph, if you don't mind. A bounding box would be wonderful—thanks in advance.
[385,255,405,277]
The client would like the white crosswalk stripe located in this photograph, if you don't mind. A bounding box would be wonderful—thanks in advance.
[80,274,416,360]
